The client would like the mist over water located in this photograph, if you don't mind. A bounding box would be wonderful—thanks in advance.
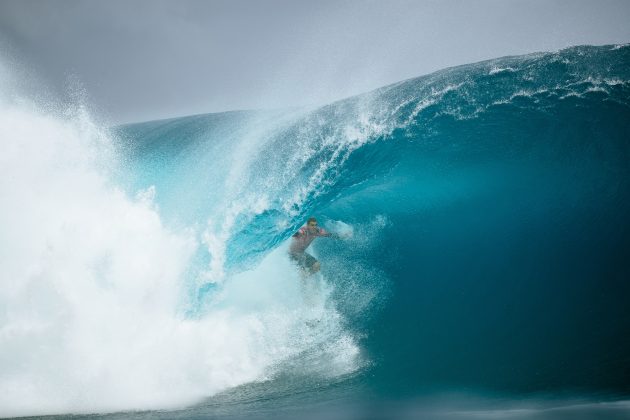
[1,44,630,418]
[0,78,373,417]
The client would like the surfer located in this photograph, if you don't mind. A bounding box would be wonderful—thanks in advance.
[289,217,338,274]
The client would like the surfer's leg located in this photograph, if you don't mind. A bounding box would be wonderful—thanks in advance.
[303,253,320,274]
[289,252,305,270]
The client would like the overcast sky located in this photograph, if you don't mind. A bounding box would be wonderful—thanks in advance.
[1,0,629,124]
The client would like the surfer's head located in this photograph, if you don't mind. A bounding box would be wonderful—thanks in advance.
[307,217,318,233]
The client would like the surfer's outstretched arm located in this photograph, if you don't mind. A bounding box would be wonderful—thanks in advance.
[317,228,343,239]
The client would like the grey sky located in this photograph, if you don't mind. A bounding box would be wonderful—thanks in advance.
[1,0,629,124]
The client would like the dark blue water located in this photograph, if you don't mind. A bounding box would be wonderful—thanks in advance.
[60,44,630,419]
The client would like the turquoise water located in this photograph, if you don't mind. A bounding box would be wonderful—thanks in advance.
[106,44,630,418]
[2,44,629,419]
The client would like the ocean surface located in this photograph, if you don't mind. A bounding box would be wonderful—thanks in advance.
[1,44,629,419]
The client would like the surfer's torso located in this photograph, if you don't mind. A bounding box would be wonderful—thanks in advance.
[289,226,330,254]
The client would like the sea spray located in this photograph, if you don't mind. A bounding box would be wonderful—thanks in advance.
[0,73,363,417]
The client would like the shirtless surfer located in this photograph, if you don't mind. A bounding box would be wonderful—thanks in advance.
[289,217,339,275]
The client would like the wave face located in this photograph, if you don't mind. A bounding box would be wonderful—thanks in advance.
[1,44,630,416]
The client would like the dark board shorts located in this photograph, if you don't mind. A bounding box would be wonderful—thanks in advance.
[289,252,318,270]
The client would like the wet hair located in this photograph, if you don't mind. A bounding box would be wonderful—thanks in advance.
[307,217,317,225]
